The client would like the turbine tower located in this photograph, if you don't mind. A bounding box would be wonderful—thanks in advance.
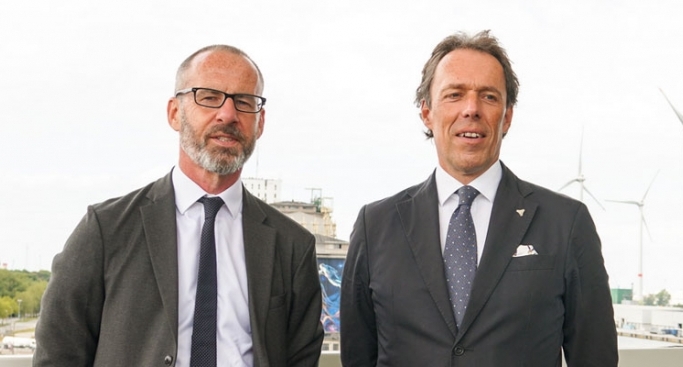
[606,172,658,301]
[558,128,605,210]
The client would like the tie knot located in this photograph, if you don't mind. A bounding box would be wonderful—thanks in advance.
[457,186,479,206]
[198,196,224,219]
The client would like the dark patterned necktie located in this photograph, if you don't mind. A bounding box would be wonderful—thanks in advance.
[190,196,224,367]
[443,185,479,328]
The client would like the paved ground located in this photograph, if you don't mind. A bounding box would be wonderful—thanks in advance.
[0,347,33,356]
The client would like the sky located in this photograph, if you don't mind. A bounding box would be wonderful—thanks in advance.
[1,0,682,298]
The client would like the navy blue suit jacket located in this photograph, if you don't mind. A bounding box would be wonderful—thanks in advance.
[340,163,617,367]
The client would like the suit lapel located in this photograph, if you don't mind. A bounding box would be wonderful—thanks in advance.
[141,172,180,341]
[241,190,277,366]
[455,163,537,340]
[396,173,458,337]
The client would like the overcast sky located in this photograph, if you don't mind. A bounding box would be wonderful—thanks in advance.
[1,0,682,297]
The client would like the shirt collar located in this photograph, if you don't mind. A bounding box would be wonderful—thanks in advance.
[171,166,243,218]
[435,161,502,206]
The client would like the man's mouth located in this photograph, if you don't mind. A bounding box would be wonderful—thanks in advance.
[457,132,482,138]
[215,135,237,142]
[208,125,245,145]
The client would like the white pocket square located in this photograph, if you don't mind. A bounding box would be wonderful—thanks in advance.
[512,244,539,257]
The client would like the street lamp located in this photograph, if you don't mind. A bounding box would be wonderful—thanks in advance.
[17,299,22,321]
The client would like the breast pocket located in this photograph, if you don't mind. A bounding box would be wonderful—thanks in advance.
[506,255,556,271]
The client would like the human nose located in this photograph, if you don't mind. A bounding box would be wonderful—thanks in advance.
[215,96,239,123]
[461,93,481,119]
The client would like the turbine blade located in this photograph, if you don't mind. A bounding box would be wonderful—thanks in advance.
[558,179,577,192]
[642,213,654,242]
[642,170,659,202]
[605,199,640,206]
[660,88,683,126]
[583,186,606,210]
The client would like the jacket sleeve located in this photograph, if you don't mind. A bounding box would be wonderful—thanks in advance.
[562,204,619,366]
[286,233,325,367]
[33,206,104,367]
[340,206,378,367]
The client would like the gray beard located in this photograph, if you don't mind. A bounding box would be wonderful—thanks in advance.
[179,111,255,175]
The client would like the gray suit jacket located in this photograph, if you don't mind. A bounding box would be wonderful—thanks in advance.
[340,163,617,367]
[34,172,323,367]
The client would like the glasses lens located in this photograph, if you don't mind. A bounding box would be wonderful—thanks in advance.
[192,88,263,112]
[233,94,262,113]
[194,89,226,108]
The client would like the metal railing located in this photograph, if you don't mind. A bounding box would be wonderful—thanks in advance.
[4,348,683,367]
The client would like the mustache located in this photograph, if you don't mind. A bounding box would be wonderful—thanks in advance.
[205,124,247,144]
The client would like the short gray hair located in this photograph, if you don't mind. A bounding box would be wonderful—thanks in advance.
[174,45,264,92]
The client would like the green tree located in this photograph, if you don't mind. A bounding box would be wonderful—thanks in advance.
[33,270,51,283]
[0,269,51,317]
[655,289,671,307]
[642,294,656,306]
[15,280,48,316]
[641,290,672,307]
[0,296,17,324]
[0,269,30,298]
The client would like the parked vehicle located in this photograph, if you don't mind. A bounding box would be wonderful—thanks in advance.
[1,336,36,350]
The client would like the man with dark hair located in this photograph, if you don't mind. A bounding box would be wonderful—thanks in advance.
[340,30,618,366]
[34,45,323,367]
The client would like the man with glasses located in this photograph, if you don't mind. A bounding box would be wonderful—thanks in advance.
[34,45,324,367]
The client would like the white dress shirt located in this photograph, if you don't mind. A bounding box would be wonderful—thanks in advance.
[172,167,253,367]
[435,161,503,264]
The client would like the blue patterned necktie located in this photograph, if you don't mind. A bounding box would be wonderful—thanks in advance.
[190,196,224,367]
[443,185,479,328]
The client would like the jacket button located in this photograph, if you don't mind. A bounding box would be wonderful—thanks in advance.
[164,355,173,365]
[454,346,465,356]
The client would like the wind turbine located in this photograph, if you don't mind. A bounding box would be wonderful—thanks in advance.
[606,172,659,301]
[659,88,683,127]
[558,128,605,210]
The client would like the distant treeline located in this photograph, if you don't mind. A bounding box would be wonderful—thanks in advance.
[0,269,49,320]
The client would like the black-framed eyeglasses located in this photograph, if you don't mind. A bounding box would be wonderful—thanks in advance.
[175,87,266,113]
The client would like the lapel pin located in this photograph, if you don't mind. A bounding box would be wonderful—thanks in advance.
[516,209,525,217]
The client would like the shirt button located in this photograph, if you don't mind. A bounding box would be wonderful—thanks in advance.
[454,346,465,356]
[164,355,174,365]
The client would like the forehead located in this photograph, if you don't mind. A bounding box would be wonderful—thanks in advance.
[185,50,262,93]
[432,48,506,93]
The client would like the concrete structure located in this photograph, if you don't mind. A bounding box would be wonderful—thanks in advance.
[270,200,337,238]
[265,184,346,353]
[314,234,348,258]
[242,177,282,203]
[614,304,683,336]
[4,346,683,367]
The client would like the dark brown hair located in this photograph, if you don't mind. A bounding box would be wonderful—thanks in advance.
[415,30,519,137]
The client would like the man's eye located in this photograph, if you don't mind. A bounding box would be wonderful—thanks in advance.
[196,91,223,102]
[235,97,256,108]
